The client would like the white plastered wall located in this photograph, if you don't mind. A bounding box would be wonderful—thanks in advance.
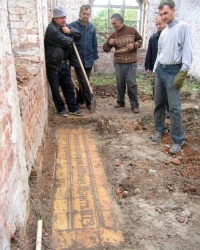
[145,0,200,79]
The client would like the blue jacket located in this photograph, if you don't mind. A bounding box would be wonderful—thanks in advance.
[69,19,99,68]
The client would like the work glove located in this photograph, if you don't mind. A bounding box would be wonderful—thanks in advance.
[173,70,188,88]
[93,60,98,72]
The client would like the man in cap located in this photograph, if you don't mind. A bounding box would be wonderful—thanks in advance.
[151,0,193,154]
[44,6,84,116]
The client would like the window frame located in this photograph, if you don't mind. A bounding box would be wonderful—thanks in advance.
[90,0,143,45]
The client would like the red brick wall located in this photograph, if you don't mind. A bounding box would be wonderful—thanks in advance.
[16,59,48,172]
[0,1,48,248]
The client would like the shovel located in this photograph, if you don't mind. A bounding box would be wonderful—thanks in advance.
[72,42,96,113]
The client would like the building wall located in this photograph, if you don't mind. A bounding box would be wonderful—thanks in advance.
[0,0,49,248]
[145,0,200,79]
[0,1,29,248]
[8,0,49,171]
[175,0,200,79]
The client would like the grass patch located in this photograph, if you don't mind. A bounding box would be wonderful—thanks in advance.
[137,74,152,95]
[182,78,200,92]
[90,73,200,96]
[90,75,116,85]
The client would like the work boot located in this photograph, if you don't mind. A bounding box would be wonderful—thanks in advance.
[151,129,168,142]
[115,103,125,108]
[132,106,140,114]
[170,141,185,154]
[69,110,84,116]
[59,110,68,117]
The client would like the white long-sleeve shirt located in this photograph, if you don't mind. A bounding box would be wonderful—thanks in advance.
[154,18,193,71]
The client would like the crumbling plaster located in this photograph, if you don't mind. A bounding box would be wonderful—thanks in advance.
[0,0,29,248]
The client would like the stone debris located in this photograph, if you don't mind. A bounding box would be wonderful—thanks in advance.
[176,216,185,223]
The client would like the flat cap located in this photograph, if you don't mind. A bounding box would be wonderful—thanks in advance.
[53,6,66,18]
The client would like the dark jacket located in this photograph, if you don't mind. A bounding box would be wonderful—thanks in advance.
[144,31,161,71]
[44,19,81,71]
[68,19,99,68]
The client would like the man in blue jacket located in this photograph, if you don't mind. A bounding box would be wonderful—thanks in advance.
[69,4,99,110]
[45,6,84,116]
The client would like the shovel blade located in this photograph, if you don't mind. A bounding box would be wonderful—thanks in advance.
[89,98,96,113]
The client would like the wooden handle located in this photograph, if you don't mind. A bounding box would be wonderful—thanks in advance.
[72,42,93,94]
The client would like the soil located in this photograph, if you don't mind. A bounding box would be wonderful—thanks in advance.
[11,77,200,250]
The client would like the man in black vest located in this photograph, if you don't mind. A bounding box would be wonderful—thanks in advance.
[145,16,169,117]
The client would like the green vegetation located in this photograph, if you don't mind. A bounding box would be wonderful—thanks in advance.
[91,8,139,44]
[92,8,138,31]
[90,75,116,85]
[137,74,152,95]
[90,73,200,96]
[182,78,200,92]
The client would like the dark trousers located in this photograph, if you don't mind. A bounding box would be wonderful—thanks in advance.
[114,62,139,108]
[46,63,78,112]
[74,67,92,106]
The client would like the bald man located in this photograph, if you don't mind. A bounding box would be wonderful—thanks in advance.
[145,16,166,74]
[144,16,169,116]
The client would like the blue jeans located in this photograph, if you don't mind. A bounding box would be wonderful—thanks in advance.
[114,62,139,107]
[154,63,184,144]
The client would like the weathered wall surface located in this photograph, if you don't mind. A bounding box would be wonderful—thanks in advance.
[145,0,200,79]
[0,0,49,248]
[6,0,49,172]
[175,0,200,79]
[7,0,49,174]
[0,1,29,248]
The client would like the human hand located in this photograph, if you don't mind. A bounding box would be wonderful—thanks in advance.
[127,43,134,50]
[62,26,71,34]
[174,70,188,88]
[108,39,115,45]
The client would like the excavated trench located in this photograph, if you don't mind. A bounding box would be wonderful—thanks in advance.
[11,84,200,249]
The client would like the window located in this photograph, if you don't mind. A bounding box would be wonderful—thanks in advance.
[90,0,142,45]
